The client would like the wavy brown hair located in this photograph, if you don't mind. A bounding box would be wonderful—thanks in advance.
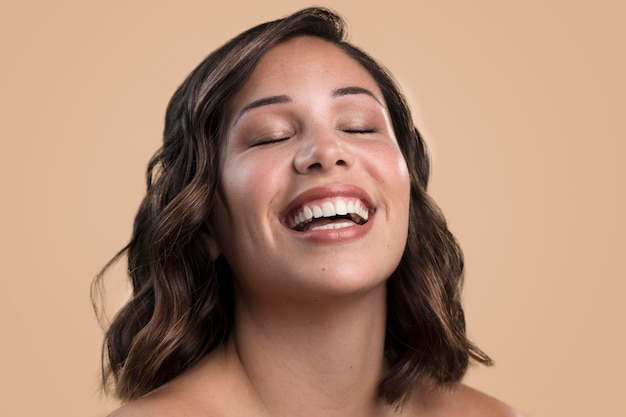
[93,7,492,407]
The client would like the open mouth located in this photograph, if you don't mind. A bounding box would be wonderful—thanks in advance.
[287,198,370,232]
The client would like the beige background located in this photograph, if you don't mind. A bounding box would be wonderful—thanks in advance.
[1,1,624,416]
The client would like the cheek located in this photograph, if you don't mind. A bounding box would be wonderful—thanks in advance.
[377,149,411,225]
[392,155,411,190]
[219,153,289,223]
[368,145,411,197]
[211,154,291,281]
[387,149,411,197]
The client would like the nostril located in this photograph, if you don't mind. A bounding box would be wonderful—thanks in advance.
[295,140,353,173]
[306,159,347,171]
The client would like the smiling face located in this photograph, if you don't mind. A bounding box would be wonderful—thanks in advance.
[208,36,411,303]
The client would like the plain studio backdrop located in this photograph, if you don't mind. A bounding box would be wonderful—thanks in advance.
[1,1,624,416]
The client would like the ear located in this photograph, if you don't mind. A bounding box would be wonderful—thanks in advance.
[199,223,221,261]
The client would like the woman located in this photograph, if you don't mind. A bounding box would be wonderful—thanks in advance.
[97,7,519,416]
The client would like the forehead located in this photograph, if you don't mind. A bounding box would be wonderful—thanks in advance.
[227,36,384,114]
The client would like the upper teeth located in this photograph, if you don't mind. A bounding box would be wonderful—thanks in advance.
[288,198,369,229]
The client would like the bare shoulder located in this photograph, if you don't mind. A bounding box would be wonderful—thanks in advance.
[106,389,202,417]
[106,349,239,417]
[107,400,163,417]
[452,384,522,417]
[407,383,523,417]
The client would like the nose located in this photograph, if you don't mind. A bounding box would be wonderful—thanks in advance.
[293,130,354,174]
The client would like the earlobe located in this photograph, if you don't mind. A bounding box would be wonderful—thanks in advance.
[200,223,221,261]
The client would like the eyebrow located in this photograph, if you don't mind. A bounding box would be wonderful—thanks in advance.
[331,86,383,106]
[233,86,383,125]
[234,95,292,125]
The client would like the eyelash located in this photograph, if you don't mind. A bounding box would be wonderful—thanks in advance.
[343,128,376,134]
[250,127,376,147]
[251,136,291,147]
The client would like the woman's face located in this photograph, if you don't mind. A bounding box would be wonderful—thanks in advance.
[208,36,411,303]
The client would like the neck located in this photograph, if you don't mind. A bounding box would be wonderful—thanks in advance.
[227,283,395,417]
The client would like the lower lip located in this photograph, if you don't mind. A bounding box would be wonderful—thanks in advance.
[286,214,375,244]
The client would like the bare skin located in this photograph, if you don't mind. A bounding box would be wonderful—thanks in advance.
[109,37,521,417]
[109,343,520,417]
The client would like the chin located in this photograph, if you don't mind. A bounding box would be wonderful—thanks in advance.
[291,261,396,300]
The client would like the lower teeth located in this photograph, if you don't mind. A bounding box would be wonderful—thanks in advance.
[309,221,355,231]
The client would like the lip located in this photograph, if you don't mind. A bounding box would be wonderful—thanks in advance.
[280,183,376,242]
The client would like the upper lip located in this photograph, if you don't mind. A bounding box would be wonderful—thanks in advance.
[280,183,375,227]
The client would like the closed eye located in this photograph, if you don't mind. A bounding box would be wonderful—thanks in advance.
[251,136,291,147]
[343,128,376,134]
